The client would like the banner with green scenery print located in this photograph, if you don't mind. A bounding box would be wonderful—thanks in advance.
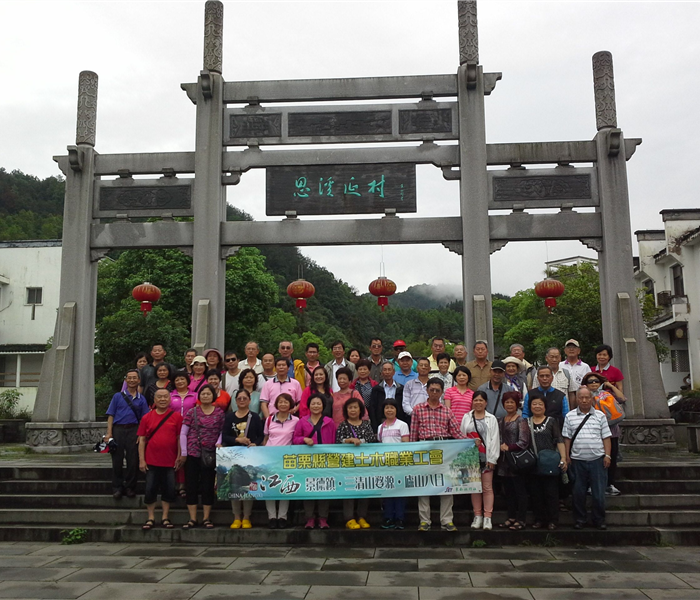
[216,439,481,500]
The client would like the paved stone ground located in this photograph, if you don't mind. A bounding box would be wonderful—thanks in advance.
[2,542,700,599]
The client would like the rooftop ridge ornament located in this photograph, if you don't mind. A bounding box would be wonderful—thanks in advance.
[592,51,617,130]
[203,0,223,73]
[75,71,98,146]
[458,1,479,65]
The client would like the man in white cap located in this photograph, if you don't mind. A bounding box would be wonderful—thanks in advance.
[559,339,590,409]
[394,351,419,386]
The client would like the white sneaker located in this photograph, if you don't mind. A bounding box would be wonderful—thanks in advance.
[483,517,493,530]
[606,485,621,496]
[471,516,483,530]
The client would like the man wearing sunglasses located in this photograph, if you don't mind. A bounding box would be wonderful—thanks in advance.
[222,352,242,397]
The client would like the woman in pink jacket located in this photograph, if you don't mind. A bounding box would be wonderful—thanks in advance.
[293,393,337,529]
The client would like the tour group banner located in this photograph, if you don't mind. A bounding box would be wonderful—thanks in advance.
[216,439,481,501]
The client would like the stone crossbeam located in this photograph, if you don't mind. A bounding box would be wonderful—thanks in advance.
[90,212,601,250]
[182,73,502,105]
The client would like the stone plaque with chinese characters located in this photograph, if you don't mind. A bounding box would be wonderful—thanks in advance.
[266,164,417,216]
[99,185,192,211]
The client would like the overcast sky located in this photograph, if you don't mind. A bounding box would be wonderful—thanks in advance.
[1,1,698,298]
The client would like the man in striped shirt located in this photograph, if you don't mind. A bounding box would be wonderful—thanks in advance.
[563,387,612,530]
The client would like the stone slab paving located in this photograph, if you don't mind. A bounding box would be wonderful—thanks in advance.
[2,542,700,599]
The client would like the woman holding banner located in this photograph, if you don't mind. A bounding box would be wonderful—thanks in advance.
[262,393,298,529]
[336,397,377,529]
[293,393,337,529]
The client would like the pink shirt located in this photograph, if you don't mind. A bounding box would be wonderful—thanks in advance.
[331,389,364,425]
[170,389,197,417]
[444,386,474,425]
[263,414,299,447]
[260,376,303,415]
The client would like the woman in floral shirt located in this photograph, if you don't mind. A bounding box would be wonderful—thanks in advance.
[180,384,225,529]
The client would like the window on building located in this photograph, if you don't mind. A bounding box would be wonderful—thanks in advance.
[26,287,43,305]
[672,265,685,297]
[671,349,690,373]
[642,279,654,296]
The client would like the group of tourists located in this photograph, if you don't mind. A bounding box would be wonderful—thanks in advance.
[104,336,625,532]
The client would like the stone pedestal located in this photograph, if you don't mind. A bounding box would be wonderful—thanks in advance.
[25,422,106,454]
[619,418,676,450]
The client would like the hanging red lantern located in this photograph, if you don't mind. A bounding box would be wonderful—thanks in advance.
[368,276,397,312]
[132,282,161,316]
[287,279,315,312]
[534,278,565,314]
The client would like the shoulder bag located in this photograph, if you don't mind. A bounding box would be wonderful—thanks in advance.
[501,417,537,473]
[528,417,561,476]
[194,407,217,469]
[120,391,143,423]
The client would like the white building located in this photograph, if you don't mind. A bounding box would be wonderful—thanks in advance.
[0,241,61,411]
[634,209,700,394]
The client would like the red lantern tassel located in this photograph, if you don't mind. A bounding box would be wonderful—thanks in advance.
[378,297,388,311]
[296,298,307,311]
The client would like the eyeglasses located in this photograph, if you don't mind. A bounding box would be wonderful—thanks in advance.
[225,357,238,362]
[280,345,292,350]
[371,344,382,348]
[587,379,601,384]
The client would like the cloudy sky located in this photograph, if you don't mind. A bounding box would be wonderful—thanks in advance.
[1,1,698,298]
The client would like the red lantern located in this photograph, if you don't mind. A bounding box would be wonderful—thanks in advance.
[287,279,315,312]
[132,282,161,316]
[534,278,565,314]
[368,276,397,312]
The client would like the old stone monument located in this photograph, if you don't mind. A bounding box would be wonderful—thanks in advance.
[26,1,673,452]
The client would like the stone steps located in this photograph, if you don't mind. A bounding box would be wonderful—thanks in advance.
[1,493,698,510]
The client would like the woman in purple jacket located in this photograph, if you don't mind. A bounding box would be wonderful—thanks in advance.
[293,393,337,529]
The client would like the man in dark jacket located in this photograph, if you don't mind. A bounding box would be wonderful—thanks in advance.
[369,362,406,430]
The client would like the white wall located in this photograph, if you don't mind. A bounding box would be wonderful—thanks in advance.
[0,245,61,345]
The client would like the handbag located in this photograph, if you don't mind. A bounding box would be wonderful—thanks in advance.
[528,417,562,476]
[500,417,536,473]
[194,408,216,469]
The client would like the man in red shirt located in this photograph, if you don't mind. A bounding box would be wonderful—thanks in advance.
[137,388,184,530]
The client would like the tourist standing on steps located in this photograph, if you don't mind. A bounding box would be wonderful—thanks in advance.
[205,369,231,412]
[144,362,173,407]
[534,347,575,397]
[180,384,225,530]
[299,366,333,419]
[526,391,567,530]
[223,389,264,530]
[444,366,474,426]
[260,353,276,381]
[465,341,492,391]
[563,387,612,530]
[478,360,515,419]
[204,348,224,374]
[336,397,377,530]
[350,359,377,413]
[140,344,176,392]
[188,356,208,394]
[410,377,463,532]
[324,341,356,392]
[238,368,264,417]
[262,393,298,529]
[243,341,264,375]
[221,352,242,397]
[497,391,531,532]
[461,390,499,531]
[183,348,197,374]
[138,388,183,531]
[170,371,197,499]
[260,357,303,419]
[368,362,405,431]
[367,337,388,382]
[105,369,149,500]
[377,399,409,530]
[560,339,590,409]
[330,367,363,425]
[293,393,337,529]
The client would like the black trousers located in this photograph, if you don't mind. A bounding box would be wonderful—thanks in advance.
[144,466,176,504]
[528,474,560,525]
[185,456,216,506]
[503,475,528,522]
[111,424,138,492]
[608,437,620,486]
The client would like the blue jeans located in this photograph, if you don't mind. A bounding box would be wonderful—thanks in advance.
[383,497,406,521]
[570,457,607,526]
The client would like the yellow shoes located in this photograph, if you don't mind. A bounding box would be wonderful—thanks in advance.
[358,518,371,529]
[230,519,242,529]
[242,519,252,529]
[346,519,361,530]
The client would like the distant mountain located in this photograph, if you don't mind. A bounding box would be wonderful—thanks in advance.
[390,284,463,310]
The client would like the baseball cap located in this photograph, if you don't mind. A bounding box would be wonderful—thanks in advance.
[491,360,506,371]
[398,351,413,360]
[565,339,580,347]
[393,340,407,348]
